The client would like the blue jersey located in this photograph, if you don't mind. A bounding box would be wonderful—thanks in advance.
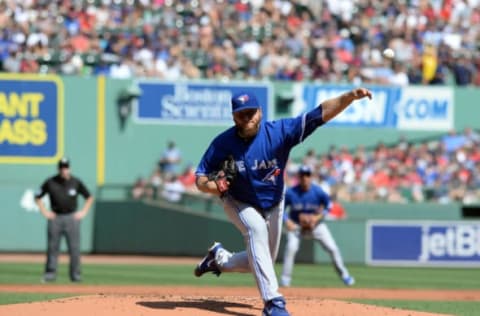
[196,106,324,211]
[284,183,331,224]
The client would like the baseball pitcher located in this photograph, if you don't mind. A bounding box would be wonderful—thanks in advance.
[194,88,372,316]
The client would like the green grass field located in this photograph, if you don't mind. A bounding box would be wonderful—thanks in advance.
[0,262,479,315]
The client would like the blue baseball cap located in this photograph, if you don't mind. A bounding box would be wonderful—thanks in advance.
[231,92,260,113]
[298,165,312,175]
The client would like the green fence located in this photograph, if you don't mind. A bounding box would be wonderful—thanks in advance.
[92,192,463,264]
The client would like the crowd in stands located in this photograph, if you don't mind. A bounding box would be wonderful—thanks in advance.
[1,0,480,85]
[131,140,199,202]
[292,127,480,205]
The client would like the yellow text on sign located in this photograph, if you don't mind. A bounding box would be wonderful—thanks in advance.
[0,92,48,145]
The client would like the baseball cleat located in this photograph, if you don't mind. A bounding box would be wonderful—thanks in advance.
[41,272,56,283]
[262,297,290,316]
[342,275,355,286]
[194,242,223,277]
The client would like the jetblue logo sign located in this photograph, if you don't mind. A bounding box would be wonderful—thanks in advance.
[367,221,480,267]
[396,87,453,130]
[419,225,480,261]
[295,84,453,131]
[134,82,271,125]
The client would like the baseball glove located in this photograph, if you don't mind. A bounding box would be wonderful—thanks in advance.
[298,213,316,231]
[208,155,237,194]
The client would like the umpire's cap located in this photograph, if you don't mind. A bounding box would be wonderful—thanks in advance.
[231,91,260,113]
[298,165,312,176]
[58,157,70,168]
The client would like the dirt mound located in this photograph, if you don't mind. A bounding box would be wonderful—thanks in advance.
[0,294,450,316]
[1,284,477,315]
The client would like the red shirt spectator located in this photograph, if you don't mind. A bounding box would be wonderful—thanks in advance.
[178,165,196,191]
[327,201,347,220]
[70,34,90,53]
[370,169,390,188]
[20,58,39,73]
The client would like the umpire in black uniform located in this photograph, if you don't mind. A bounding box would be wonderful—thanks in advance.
[35,157,93,282]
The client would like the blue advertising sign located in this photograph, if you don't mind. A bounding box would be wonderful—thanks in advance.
[293,84,400,128]
[0,75,63,163]
[367,220,480,267]
[293,84,453,131]
[134,81,272,125]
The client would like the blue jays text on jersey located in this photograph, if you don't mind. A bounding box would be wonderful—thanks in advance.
[196,106,325,212]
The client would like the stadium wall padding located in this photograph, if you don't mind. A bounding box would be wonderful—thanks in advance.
[92,199,461,263]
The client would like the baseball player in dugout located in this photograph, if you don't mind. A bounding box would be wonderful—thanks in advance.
[281,165,354,288]
[34,157,94,283]
[194,88,372,316]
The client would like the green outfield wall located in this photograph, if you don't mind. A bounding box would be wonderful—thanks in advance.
[93,199,316,262]
[0,76,97,252]
[0,74,478,254]
[92,197,463,264]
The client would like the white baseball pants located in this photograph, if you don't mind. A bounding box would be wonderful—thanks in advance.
[281,222,350,286]
[215,194,284,302]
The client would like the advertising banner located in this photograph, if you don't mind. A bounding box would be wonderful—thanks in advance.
[0,75,63,163]
[293,84,453,131]
[396,86,454,131]
[134,81,272,125]
[366,220,480,267]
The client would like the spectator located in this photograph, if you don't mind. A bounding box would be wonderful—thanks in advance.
[389,61,409,86]
[464,127,480,146]
[0,1,478,86]
[2,50,22,73]
[442,130,467,154]
[178,164,198,194]
[160,174,185,203]
[158,140,182,178]
[422,45,438,84]
[131,177,153,200]
[325,193,348,220]
[452,53,475,85]
[149,168,162,198]
[294,128,480,204]
[302,148,317,171]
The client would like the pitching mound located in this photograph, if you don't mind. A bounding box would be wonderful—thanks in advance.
[0,294,447,316]
[0,285,460,316]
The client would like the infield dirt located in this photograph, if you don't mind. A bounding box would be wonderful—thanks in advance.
[2,282,478,315]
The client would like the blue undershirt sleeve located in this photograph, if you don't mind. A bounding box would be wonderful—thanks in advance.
[302,104,325,141]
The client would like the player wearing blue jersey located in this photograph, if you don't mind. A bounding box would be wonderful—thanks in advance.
[194,88,372,316]
[280,165,354,288]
